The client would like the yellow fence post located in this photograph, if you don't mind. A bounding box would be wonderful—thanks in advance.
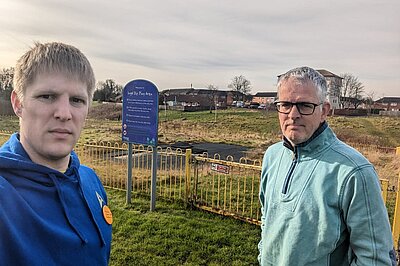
[185,149,192,204]
[392,147,400,250]
[380,179,389,204]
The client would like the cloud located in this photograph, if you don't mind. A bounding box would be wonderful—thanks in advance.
[0,0,399,96]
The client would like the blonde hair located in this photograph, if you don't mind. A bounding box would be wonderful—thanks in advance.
[13,42,95,101]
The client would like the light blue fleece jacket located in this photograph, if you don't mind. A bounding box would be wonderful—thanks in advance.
[258,122,395,265]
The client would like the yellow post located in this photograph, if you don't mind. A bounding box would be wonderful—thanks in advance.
[185,149,192,203]
[380,179,389,204]
[392,147,400,250]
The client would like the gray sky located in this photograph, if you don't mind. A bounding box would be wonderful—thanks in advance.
[1,0,399,98]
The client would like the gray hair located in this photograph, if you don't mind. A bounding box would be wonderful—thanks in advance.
[277,66,328,103]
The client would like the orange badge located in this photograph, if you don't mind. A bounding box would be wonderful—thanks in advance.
[102,205,113,225]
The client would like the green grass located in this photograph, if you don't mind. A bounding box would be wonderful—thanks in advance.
[328,115,400,147]
[108,188,260,266]
[0,115,19,132]
[161,109,280,135]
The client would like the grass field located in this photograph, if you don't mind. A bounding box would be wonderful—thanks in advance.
[108,188,260,266]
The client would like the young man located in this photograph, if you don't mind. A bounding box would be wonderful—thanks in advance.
[0,42,112,265]
[258,66,395,265]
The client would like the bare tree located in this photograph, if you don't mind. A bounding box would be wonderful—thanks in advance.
[93,79,123,102]
[363,91,376,114]
[206,84,218,113]
[339,73,364,109]
[228,75,251,100]
[0,67,14,100]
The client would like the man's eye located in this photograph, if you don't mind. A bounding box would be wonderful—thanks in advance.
[300,103,314,109]
[71,98,86,104]
[280,103,291,108]
[38,95,53,100]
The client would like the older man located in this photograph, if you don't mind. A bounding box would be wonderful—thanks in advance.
[258,66,395,265]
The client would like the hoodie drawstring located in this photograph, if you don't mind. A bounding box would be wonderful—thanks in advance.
[49,173,88,244]
[73,167,106,247]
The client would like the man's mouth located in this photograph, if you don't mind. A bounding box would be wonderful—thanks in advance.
[49,128,72,135]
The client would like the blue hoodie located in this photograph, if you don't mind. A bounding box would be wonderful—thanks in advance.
[0,133,112,266]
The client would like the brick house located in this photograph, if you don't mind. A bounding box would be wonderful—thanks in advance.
[251,92,277,105]
[160,88,229,110]
[374,97,400,111]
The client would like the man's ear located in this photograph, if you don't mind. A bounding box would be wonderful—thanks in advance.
[321,101,331,121]
[11,90,23,117]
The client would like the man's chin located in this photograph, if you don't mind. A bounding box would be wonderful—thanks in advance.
[286,133,307,146]
[46,147,74,160]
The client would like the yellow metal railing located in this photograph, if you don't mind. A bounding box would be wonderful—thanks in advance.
[191,154,262,224]
[392,148,400,251]
[78,142,187,202]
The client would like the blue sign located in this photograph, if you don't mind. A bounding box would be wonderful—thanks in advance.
[122,79,159,146]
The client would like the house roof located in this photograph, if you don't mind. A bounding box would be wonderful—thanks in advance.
[316,69,342,79]
[253,92,277,97]
[375,97,400,103]
[277,69,342,79]
[162,88,196,95]
[161,88,230,96]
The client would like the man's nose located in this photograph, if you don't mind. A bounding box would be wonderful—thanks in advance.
[54,97,72,121]
[288,104,301,118]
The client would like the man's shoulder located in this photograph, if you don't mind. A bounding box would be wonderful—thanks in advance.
[79,164,95,173]
[262,141,285,163]
[78,164,100,181]
[265,142,284,155]
[329,140,371,166]
[267,141,284,151]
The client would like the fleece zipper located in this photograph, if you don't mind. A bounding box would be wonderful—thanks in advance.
[281,147,298,194]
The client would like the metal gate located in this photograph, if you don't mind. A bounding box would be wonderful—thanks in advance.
[189,151,262,224]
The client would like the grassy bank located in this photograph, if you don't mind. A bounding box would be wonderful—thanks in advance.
[108,189,260,266]
[2,108,400,147]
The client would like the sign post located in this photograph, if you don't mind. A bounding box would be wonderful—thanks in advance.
[122,79,159,211]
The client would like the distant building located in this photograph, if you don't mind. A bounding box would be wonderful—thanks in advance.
[251,92,277,105]
[316,69,342,109]
[160,88,230,110]
[374,97,400,111]
[339,96,363,109]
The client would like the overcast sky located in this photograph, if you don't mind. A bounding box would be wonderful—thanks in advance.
[1,0,399,98]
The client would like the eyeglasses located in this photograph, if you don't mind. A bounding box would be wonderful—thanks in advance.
[274,101,322,115]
